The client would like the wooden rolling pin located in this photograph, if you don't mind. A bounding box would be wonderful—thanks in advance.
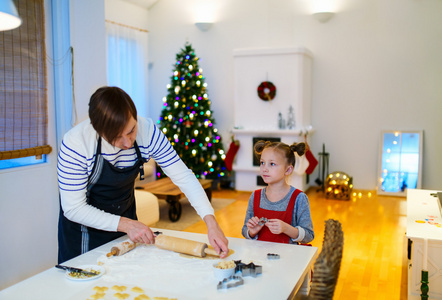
[107,240,139,257]
[155,235,220,257]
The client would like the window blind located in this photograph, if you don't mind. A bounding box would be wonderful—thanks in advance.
[0,0,51,160]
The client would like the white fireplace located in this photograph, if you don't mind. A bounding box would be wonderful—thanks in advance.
[231,47,314,192]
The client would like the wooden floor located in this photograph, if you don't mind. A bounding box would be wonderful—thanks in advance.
[184,187,408,300]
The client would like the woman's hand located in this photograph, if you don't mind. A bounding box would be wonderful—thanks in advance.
[246,216,264,237]
[117,217,156,244]
[204,215,229,258]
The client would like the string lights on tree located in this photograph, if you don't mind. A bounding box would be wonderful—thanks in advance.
[158,42,226,180]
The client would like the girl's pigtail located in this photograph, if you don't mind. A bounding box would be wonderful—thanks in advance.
[254,140,268,155]
[290,142,306,156]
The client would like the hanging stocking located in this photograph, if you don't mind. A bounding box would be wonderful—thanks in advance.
[294,152,309,175]
[224,140,240,171]
[305,140,318,175]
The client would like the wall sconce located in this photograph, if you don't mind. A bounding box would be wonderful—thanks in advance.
[312,12,335,23]
[195,22,213,32]
[312,0,336,23]
[0,0,22,31]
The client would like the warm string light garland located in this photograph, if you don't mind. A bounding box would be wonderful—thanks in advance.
[325,172,353,200]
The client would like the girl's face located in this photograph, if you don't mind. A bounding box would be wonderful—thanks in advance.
[259,148,292,184]
[112,116,138,150]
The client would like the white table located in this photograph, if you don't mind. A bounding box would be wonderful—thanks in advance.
[0,229,317,300]
[406,189,442,300]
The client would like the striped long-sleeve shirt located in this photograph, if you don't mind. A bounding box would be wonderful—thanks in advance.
[57,116,214,232]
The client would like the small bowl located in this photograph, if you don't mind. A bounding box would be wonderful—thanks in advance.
[213,263,235,281]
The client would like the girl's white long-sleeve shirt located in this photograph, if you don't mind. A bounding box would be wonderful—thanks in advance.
[57,116,214,231]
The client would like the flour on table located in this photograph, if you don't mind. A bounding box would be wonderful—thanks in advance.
[96,244,215,297]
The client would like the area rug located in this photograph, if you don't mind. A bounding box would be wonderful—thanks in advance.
[152,198,235,231]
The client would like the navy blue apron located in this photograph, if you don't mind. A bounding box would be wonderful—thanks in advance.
[58,137,146,263]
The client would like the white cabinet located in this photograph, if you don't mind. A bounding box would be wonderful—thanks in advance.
[407,189,442,299]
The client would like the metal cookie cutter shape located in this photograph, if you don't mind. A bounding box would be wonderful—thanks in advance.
[234,261,263,278]
[216,275,244,290]
[267,253,280,260]
[258,217,268,226]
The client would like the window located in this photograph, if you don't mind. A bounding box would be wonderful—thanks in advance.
[106,20,149,119]
[0,0,51,169]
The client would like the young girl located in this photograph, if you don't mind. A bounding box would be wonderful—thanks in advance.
[241,140,314,244]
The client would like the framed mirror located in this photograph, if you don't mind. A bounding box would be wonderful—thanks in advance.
[377,130,423,196]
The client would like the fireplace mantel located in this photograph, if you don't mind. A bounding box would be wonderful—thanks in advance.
[232,127,314,136]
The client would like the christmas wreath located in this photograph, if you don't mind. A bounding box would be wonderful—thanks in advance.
[257,81,276,101]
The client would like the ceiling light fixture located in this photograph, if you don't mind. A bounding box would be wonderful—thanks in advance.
[0,0,22,31]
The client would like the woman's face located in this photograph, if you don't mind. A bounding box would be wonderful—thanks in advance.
[112,116,137,150]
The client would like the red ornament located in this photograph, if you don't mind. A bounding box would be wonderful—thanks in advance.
[183,120,193,127]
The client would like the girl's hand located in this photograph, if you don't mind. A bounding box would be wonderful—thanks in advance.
[246,216,263,237]
[265,219,288,235]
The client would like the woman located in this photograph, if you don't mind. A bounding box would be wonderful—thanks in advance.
[57,86,228,263]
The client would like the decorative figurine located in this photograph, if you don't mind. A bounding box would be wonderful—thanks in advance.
[278,112,286,129]
[287,105,295,129]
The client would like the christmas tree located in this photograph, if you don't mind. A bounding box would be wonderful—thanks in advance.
[158,43,227,180]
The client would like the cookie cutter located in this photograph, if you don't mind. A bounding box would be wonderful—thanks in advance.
[216,275,244,290]
[234,260,262,277]
[258,217,268,226]
[267,253,280,260]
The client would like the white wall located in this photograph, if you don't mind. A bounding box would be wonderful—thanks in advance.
[70,0,108,122]
[147,0,442,190]
[0,0,107,290]
[105,0,149,29]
